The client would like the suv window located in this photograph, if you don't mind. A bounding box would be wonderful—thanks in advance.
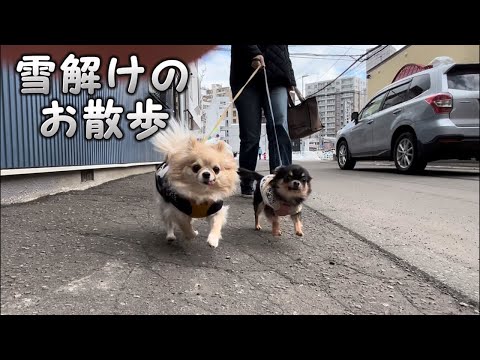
[447,67,479,91]
[359,92,387,120]
[406,74,431,100]
[382,82,410,110]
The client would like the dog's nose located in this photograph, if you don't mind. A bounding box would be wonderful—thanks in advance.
[202,172,210,179]
[292,180,300,189]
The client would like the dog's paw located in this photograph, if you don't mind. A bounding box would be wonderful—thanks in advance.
[185,230,199,241]
[207,234,220,248]
[272,230,282,237]
[295,230,304,237]
[166,235,176,243]
[255,224,262,231]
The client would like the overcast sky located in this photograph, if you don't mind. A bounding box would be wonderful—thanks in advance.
[199,45,405,91]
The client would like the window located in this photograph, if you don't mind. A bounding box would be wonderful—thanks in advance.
[382,82,410,110]
[406,74,431,100]
[447,66,479,91]
[359,92,387,120]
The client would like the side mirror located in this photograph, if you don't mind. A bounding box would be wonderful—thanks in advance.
[351,111,359,124]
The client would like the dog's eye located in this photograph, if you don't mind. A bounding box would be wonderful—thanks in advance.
[192,164,201,173]
[213,166,220,174]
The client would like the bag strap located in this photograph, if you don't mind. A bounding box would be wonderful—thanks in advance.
[294,87,305,102]
[288,90,295,107]
[288,86,306,107]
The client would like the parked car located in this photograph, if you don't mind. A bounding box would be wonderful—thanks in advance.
[336,62,479,174]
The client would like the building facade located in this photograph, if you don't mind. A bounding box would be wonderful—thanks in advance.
[367,45,480,100]
[305,76,367,140]
[1,45,202,203]
[366,45,397,73]
[201,84,241,149]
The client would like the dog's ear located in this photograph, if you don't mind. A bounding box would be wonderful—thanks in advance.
[273,165,284,174]
[213,140,226,152]
[222,156,237,171]
[187,136,198,150]
[303,169,312,182]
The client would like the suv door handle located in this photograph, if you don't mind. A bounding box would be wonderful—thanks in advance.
[367,120,374,124]
[392,109,402,115]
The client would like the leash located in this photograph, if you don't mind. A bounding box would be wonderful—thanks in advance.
[202,64,284,168]
[202,65,262,142]
[262,67,283,167]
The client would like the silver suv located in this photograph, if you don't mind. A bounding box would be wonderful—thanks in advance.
[336,62,479,174]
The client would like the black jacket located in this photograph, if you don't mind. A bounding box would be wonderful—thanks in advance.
[229,45,296,91]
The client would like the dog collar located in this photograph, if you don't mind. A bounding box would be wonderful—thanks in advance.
[155,162,223,218]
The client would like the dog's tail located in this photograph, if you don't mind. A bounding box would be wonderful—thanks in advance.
[150,119,195,157]
[237,167,264,182]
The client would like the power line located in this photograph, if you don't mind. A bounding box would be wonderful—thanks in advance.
[305,45,388,99]
[213,47,364,57]
[343,61,366,78]
[290,52,363,57]
[363,45,390,61]
[289,45,367,51]
[343,45,389,78]
[290,56,356,62]
[306,46,354,91]
[312,89,365,97]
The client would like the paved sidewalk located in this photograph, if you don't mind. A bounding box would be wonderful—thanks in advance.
[1,173,477,315]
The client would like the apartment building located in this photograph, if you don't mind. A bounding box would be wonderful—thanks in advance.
[201,84,240,148]
[305,76,367,139]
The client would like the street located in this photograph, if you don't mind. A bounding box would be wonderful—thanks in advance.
[292,160,479,304]
[1,159,478,315]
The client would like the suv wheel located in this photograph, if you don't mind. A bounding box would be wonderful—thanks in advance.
[393,132,427,174]
[337,140,356,170]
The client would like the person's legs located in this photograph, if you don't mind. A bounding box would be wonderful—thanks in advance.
[262,86,292,173]
[234,85,262,194]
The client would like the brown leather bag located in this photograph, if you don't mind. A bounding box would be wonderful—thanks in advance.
[287,87,323,139]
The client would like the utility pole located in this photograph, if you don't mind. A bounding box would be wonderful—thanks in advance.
[301,74,309,97]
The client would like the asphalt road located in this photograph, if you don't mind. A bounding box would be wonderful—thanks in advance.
[278,160,479,305]
[1,162,478,315]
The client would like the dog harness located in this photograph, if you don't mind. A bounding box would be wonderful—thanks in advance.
[259,174,302,217]
[155,162,223,218]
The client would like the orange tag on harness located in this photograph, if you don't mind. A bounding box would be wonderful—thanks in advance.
[190,201,212,218]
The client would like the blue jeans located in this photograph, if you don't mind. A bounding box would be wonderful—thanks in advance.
[234,85,292,190]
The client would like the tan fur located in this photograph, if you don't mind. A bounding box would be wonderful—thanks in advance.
[166,139,238,201]
[272,216,281,236]
[151,120,239,248]
[291,213,303,236]
[255,202,264,230]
